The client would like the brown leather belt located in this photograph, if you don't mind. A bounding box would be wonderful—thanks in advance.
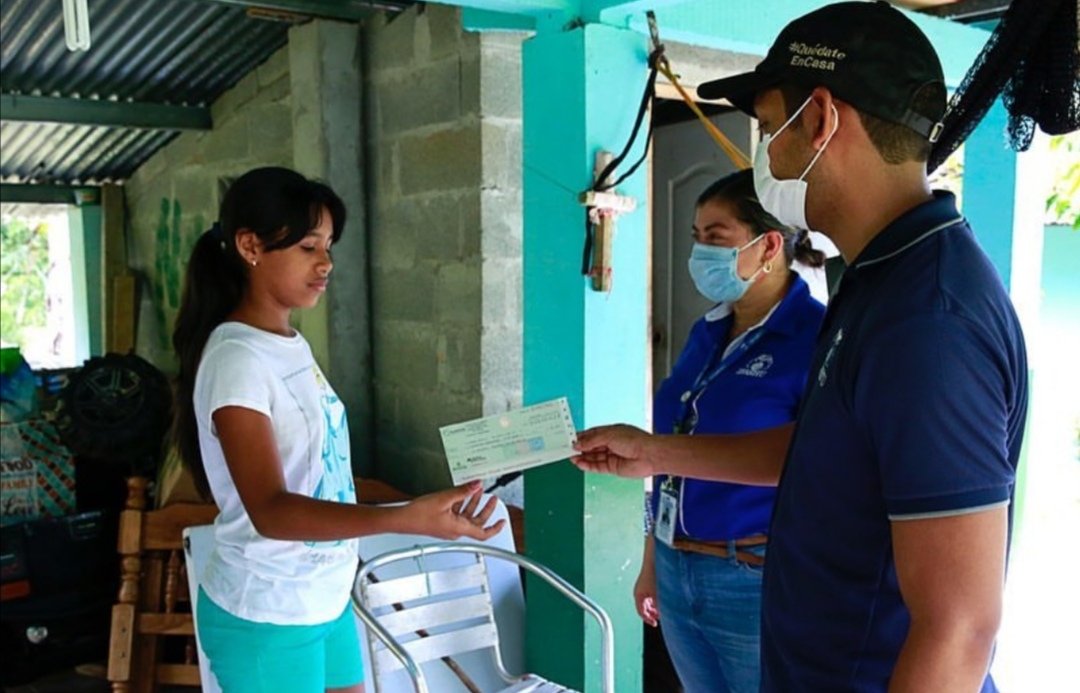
[671,534,768,567]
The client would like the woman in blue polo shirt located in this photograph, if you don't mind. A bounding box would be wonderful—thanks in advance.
[639,169,825,693]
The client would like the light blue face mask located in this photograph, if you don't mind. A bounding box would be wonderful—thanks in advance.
[687,234,765,303]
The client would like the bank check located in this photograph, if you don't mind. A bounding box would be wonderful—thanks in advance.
[440,397,578,485]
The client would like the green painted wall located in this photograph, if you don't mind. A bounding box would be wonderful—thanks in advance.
[1040,225,1080,326]
[124,46,293,373]
[1017,224,1080,532]
[151,197,204,360]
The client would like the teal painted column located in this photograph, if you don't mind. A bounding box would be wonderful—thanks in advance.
[67,204,104,362]
[961,99,1047,538]
[522,24,648,693]
[963,101,1017,288]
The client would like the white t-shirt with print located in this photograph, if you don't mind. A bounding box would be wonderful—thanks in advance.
[194,321,358,625]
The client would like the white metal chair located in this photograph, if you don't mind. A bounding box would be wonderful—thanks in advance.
[181,525,223,693]
[352,543,615,693]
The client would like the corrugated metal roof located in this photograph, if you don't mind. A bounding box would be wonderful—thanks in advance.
[0,0,293,185]
[1,0,291,104]
[0,121,176,184]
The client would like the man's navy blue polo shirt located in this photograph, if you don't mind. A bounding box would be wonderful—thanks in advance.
[652,274,824,541]
[762,192,1028,692]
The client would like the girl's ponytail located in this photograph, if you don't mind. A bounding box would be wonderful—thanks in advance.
[171,223,246,499]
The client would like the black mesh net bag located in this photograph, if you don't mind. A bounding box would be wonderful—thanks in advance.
[929,0,1080,173]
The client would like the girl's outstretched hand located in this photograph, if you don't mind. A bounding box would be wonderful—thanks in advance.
[407,480,507,541]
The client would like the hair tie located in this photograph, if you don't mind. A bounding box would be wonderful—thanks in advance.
[206,221,226,250]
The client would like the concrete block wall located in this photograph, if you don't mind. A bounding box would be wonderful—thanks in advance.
[288,20,374,476]
[363,5,525,496]
[123,8,525,497]
[125,46,293,372]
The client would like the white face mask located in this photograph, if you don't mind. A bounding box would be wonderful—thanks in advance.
[753,96,839,231]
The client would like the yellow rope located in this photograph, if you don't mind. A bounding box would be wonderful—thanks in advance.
[656,55,752,170]
[645,11,751,171]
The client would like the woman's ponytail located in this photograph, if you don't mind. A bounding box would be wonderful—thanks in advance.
[697,169,828,269]
[793,229,826,269]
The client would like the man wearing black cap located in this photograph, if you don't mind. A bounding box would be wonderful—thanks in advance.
[573,2,1027,691]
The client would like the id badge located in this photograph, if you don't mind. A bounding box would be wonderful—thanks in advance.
[654,487,679,547]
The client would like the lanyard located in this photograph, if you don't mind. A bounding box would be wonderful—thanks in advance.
[661,326,767,500]
[675,327,767,431]
[658,326,766,533]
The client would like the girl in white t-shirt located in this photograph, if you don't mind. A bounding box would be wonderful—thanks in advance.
[171,167,503,693]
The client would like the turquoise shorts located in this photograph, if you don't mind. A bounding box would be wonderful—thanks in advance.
[196,588,365,692]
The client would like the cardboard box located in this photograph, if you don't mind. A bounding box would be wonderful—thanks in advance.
[0,419,76,526]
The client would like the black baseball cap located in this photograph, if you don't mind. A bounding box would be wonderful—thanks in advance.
[697,1,946,140]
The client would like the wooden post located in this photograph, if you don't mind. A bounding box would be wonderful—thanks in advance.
[101,183,132,353]
[108,477,147,693]
[110,274,136,354]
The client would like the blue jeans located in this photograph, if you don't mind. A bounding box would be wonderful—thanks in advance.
[655,539,764,693]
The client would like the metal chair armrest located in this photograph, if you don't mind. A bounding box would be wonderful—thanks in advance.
[354,542,615,693]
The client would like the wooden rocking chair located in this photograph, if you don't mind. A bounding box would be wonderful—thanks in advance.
[106,477,217,693]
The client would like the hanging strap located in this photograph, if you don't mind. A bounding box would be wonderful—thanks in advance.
[581,34,661,275]
[677,328,767,429]
[580,12,754,276]
[647,11,751,170]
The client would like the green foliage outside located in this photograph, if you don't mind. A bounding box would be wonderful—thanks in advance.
[1046,133,1080,230]
[931,134,1078,230]
[0,218,50,350]
[929,144,965,208]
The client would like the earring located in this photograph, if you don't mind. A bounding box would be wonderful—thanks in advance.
[763,260,774,274]
[251,259,258,267]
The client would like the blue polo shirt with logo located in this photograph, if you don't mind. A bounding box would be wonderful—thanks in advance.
[651,274,824,541]
[761,192,1028,692]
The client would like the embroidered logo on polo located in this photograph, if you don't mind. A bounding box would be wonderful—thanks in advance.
[737,354,774,378]
[818,328,843,386]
